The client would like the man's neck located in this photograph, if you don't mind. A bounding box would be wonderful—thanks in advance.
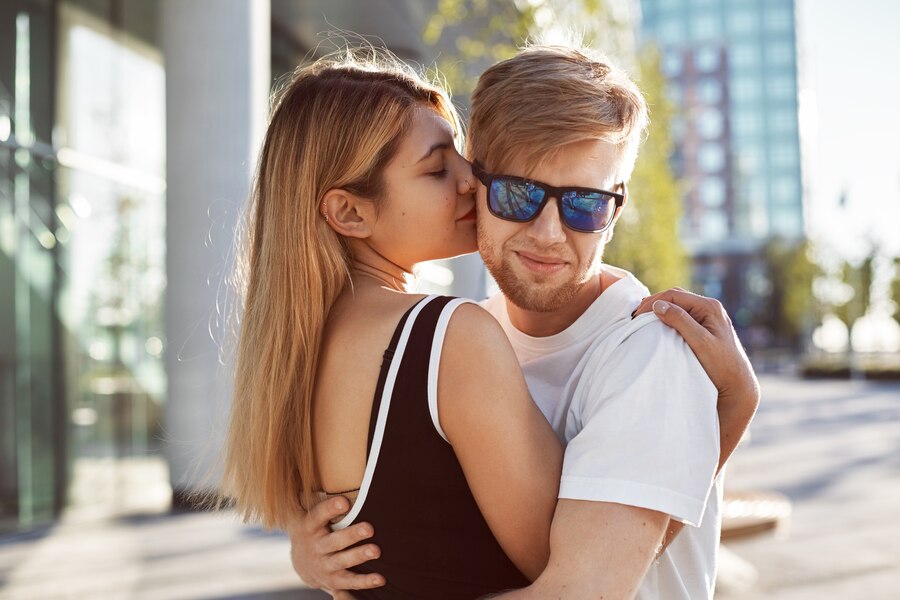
[505,270,612,337]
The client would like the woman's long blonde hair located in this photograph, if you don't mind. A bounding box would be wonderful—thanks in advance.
[222,49,461,529]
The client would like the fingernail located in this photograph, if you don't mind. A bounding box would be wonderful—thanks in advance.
[366,547,378,558]
[372,575,385,586]
[359,525,372,537]
[335,498,348,511]
[653,300,669,314]
[630,309,637,319]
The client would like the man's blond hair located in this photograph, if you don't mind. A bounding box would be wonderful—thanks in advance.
[468,45,648,182]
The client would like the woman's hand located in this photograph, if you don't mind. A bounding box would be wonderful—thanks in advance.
[633,288,758,402]
[286,496,385,595]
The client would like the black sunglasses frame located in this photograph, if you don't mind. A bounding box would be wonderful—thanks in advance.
[471,162,627,233]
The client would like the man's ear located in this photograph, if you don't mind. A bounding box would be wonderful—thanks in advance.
[321,188,376,239]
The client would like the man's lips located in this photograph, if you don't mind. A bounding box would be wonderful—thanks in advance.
[515,250,567,274]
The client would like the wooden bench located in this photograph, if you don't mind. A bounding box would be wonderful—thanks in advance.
[721,489,792,541]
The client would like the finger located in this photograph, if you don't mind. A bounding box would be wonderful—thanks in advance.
[327,543,381,572]
[330,571,386,592]
[645,291,727,333]
[632,288,699,318]
[652,300,716,355]
[305,496,351,533]
[318,522,376,554]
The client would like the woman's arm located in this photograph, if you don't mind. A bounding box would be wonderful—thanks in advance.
[438,303,563,580]
[287,303,562,590]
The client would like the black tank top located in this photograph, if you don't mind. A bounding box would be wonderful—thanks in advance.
[330,295,529,598]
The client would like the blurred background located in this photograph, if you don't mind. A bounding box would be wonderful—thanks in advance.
[1,0,898,598]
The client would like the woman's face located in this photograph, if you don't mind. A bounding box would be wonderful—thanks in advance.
[366,106,478,269]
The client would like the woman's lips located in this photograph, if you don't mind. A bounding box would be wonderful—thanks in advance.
[457,207,476,221]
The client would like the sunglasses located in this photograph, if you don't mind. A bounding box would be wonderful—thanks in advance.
[472,162,626,233]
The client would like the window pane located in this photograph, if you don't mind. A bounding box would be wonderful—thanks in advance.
[697,78,722,104]
[699,177,726,207]
[698,108,724,139]
[765,41,795,67]
[700,210,729,239]
[727,9,758,35]
[698,143,725,172]
[730,44,760,69]
[694,45,721,71]
[691,15,720,42]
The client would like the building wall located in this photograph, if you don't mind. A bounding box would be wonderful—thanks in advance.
[639,0,805,326]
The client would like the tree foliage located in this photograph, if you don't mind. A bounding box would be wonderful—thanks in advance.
[602,47,688,291]
[833,250,876,328]
[757,237,822,345]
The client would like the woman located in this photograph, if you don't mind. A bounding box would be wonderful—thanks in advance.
[221,50,562,598]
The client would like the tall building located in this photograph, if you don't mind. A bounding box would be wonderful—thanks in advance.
[638,0,806,329]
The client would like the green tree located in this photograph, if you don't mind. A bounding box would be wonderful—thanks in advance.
[602,46,688,291]
[833,250,876,330]
[423,0,539,97]
[757,237,822,347]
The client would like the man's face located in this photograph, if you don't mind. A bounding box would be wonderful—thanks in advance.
[476,139,624,312]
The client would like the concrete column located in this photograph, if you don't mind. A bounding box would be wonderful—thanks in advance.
[161,0,270,504]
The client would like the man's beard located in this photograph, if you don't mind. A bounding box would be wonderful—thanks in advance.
[478,227,595,313]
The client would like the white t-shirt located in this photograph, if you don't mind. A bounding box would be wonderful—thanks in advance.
[482,266,722,600]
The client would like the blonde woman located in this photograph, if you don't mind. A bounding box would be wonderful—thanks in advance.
[221,51,562,598]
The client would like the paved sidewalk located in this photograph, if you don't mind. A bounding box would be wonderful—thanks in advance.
[1,374,899,599]
[717,374,900,599]
[0,509,325,600]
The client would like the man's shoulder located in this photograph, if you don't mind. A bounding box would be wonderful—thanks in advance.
[577,313,716,402]
[586,311,695,360]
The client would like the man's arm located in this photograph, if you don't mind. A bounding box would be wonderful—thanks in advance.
[633,289,760,552]
[496,500,668,599]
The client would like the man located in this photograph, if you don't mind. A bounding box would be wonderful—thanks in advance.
[290,45,759,598]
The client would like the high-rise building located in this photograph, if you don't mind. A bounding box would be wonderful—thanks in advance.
[638,0,806,329]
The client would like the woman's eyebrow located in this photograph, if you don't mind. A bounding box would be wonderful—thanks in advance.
[417,142,452,163]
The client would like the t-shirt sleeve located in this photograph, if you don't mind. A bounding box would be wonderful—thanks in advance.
[559,318,720,527]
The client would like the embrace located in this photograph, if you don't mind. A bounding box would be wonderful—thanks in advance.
[221,43,759,599]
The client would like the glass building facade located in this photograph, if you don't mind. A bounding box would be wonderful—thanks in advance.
[1,0,166,533]
[639,0,805,328]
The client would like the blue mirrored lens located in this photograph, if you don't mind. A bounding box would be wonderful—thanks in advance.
[490,179,544,220]
[561,191,615,231]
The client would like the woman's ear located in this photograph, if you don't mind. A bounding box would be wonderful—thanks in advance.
[321,188,376,239]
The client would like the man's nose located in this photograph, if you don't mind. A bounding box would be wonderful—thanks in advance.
[526,197,567,245]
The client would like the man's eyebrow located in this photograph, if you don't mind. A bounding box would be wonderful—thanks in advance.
[417,142,451,163]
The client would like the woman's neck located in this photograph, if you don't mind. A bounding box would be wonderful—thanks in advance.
[348,241,415,293]
[352,263,412,292]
